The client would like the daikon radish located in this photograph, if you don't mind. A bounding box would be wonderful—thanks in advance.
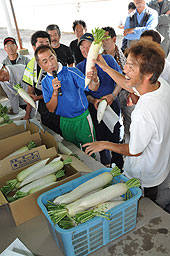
[74,201,124,224]
[53,166,121,204]
[4,141,37,160]
[19,157,72,187]
[47,178,140,224]
[97,99,107,123]
[13,84,36,108]
[19,170,65,193]
[85,28,109,87]
[58,142,73,155]
[17,158,50,182]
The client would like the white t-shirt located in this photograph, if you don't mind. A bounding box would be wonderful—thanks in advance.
[161,58,170,85]
[124,78,170,187]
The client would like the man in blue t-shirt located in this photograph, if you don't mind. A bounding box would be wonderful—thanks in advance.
[34,45,99,150]
[76,33,123,168]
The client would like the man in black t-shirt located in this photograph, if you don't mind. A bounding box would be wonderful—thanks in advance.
[69,20,87,65]
[46,24,74,67]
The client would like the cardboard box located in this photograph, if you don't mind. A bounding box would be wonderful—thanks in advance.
[0,149,80,226]
[0,127,58,172]
[0,121,40,140]
[0,131,42,161]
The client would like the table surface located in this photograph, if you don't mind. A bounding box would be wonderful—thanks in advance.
[0,122,170,256]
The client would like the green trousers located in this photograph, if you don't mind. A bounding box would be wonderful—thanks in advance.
[60,109,96,150]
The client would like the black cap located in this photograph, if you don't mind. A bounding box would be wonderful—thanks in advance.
[79,33,94,46]
[4,37,17,46]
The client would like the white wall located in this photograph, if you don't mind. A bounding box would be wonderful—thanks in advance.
[0,0,132,34]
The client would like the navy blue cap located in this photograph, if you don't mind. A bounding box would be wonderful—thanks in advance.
[79,33,94,46]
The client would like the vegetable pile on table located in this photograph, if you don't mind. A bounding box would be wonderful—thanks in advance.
[45,167,141,229]
[0,156,72,202]
[0,103,13,126]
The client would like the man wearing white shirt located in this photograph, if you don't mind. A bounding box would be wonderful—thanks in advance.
[84,40,170,211]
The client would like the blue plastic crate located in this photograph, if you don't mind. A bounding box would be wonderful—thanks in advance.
[37,168,142,256]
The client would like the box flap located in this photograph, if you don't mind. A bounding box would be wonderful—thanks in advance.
[26,120,40,134]
[0,123,25,140]
[0,146,57,177]
[40,129,58,151]
[0,191,8,206]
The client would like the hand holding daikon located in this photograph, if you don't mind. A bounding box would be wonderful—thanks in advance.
[85,28,110,87]
[13,84,36,108]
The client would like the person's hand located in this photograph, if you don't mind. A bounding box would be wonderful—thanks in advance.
[93,55,109,72]
[86,66,98,83]
[93,98,102,110]
[102,94,113,105]
[123,28,134,36]
[52,77,61,95]
[83,141,106,156]
[29,94,38,102]
[127,93,139,105]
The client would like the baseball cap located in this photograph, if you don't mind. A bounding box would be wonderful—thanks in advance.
[79,33,94,46]
[4,37,17,46]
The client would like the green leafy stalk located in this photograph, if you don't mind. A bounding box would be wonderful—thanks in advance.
[0,104,8,115]
[125,189,133,200]
[27,140,37,150]
[126,178,141,188]
[92,27,110,45]
[110,166,121,177]
[46,201,68,225]
[63,157,72,165]
[46,201,110,228]
[7,190,29,202]
[1,179,19,196]
[0,104,8,116]
[14,190,29,199]
[74,208,110,225]
[125,178,141,200]
[58,216,75,229]
[13,84,21,94]
[55,169,65,179]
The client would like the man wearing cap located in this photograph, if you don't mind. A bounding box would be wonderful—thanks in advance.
[3,37,30,66]
[76,33,123,168]
[0,64,28,115]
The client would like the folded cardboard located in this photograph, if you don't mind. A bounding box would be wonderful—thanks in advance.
[0,123,25,140]
[0,131,42,161]
[0,120,40,140]
[0,127,58,174]
[0,149,80,226]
